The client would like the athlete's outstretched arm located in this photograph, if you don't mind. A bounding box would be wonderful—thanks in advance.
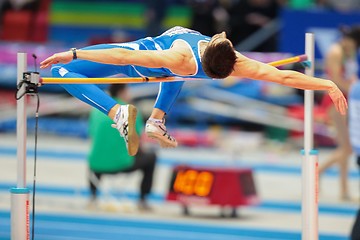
[40,48,185,70]
[231,52,348,115]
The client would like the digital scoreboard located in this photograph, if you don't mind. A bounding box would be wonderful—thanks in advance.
[166,165,259,217]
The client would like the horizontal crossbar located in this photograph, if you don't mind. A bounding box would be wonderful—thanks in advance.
[40,54,308,84]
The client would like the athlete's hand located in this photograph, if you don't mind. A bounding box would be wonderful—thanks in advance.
[328,83,348,115]
[40,51,73,69]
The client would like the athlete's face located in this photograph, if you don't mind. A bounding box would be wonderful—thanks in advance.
[209,32,233,47]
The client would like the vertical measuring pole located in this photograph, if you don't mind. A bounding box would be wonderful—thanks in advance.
[11,53,30,240]
[302,33,318,240]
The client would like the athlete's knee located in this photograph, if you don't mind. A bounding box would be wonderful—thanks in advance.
[343,147,353,157]
[337,148,352,162]
[340,142,353,156]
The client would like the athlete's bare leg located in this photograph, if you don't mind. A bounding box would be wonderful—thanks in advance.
[319,107,352,200]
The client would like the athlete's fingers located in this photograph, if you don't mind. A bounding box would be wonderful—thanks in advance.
[41,51,74,69]
[328,84,348,115]
[40,56,54,69]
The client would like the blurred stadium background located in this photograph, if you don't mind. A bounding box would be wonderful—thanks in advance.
[1,0,360,239]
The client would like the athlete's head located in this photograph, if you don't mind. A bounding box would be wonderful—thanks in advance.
[202,32,237,79]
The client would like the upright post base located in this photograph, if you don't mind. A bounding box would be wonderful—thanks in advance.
[301,150,319,240]
[11,188,30,240]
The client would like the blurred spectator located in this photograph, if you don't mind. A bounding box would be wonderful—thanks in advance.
[0,0,41,41]
[227,0,282,52]
[326,0,360,12]
[0,0,7,31]
[318,25,360,201]
[0,0,39,20]
[88,84,157,211]
[1,0,38,10]
[187,0,218,36]
[188,0,236,37]
[144,0,168,37]
[212,0,231,33]
[0,0,7,11]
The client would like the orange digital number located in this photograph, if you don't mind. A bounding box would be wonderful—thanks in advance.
[173,170,186,193]
[182,170,198,195]
[194,171,214,197]
[173,169,214,197]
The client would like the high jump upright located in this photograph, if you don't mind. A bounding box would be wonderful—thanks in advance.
[302,32,318,240]
[13,52,30,240]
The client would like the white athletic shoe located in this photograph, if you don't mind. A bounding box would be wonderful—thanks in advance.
[145,119,178,148]
[111,104,139,156]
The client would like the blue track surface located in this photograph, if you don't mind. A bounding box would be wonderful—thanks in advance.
[0,211,348,240]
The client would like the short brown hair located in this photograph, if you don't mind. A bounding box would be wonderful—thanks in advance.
[202,40,237,79]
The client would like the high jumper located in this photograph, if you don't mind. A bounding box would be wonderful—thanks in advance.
[40,26,347,156]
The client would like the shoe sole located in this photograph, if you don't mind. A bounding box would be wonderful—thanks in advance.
[127,105,139,156]
[146,131,178,148]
